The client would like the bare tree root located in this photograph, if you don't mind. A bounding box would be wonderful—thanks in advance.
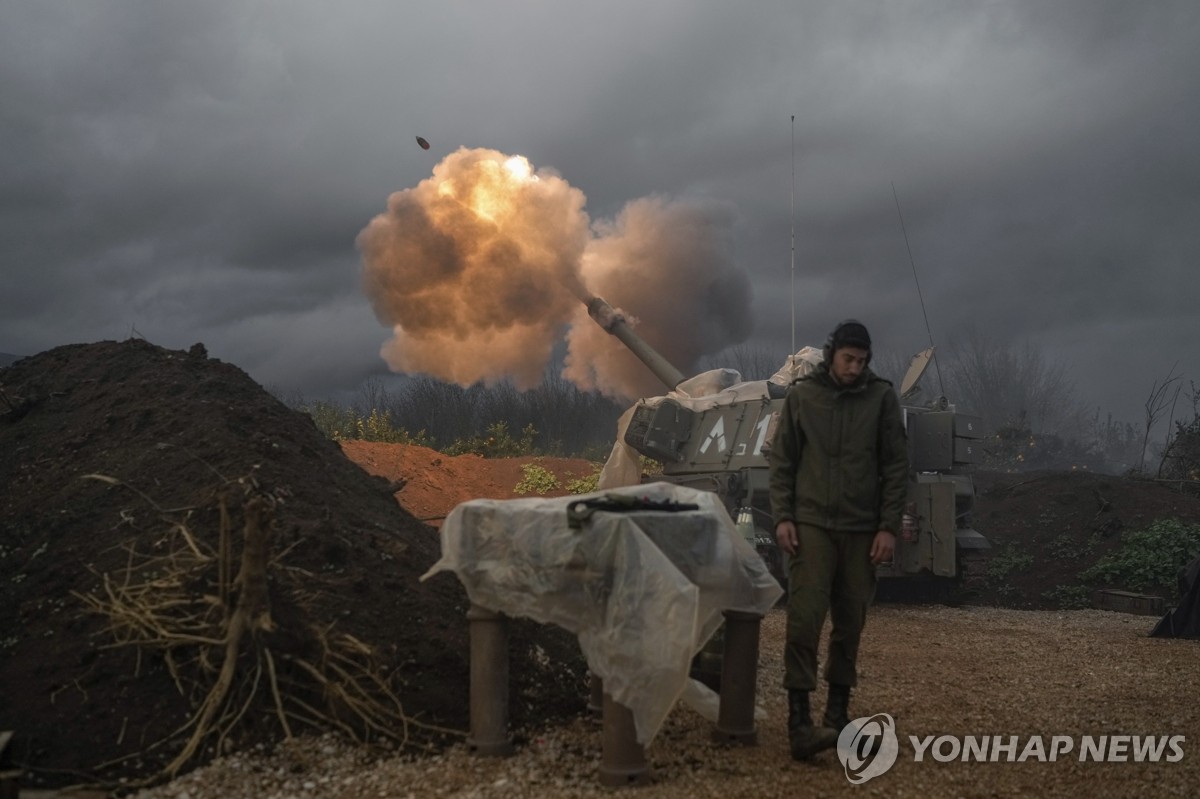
[74,475,463,788]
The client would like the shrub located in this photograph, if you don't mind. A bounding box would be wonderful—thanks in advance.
[565,465,603,495]
[360,408,432,446]
[513,463,560,495]
[1079,519,1200,599]
[300,402,432,446]
[304,400,359,441]
[446,422,538,458]
[1161,415,1200,482]
[639,456,664,477]
[985,546,1034,580]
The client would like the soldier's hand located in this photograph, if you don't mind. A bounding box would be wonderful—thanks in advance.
[775,520,799,556]
[870,530,896,565]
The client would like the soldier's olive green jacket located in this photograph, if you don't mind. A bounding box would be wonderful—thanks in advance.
[767,365,909,535]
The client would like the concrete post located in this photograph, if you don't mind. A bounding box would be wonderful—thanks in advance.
[599,692,652,787]
[712,610,762,745]
[466,604,514,756]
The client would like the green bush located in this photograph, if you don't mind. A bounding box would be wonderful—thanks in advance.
[565,464,603,495]
[513,462,560,495]
[304,400,359,441]
[446,422,538,458]
[985,546,1034,580]
[639,455,664,476]
[1047,533,1076,559]
[359,408,432,446]
[301,402,432,446]
[1079,519,1200,599]
[1161,415,1200,481]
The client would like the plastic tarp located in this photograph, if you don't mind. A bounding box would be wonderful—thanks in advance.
[421,482,784,744]
[597,347,823,490]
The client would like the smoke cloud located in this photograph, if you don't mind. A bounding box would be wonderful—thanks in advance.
[357,147,752,400]
[565,196,752,398]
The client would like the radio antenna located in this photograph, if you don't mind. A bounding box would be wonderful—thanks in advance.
[790,115,796,357]
[891,182,945,397]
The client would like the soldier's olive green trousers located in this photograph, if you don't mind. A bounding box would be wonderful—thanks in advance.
[784,524,877,691]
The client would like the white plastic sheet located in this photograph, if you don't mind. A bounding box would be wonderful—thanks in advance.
[421,482,783,744]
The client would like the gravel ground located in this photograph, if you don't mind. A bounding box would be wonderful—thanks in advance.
[132,604,1198,799]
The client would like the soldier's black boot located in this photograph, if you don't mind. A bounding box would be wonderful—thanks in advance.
[822,683,852,734]
[788,689,838,760]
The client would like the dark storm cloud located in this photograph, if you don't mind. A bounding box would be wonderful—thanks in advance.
[0,1,390,390]
[0,0,1197,421]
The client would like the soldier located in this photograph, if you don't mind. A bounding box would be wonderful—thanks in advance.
[767,319,908,760]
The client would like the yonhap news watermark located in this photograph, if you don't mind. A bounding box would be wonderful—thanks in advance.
[910,732,1186,763]
[837,714,1186,785]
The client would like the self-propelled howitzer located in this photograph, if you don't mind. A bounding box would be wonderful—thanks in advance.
[588,295,990,596]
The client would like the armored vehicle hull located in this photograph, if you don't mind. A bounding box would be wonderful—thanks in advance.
[588,296,989,595]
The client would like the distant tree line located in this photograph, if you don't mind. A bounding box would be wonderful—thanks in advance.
[282,367,625,460]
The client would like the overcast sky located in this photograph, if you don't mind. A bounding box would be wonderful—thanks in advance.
[2,0,1197,425]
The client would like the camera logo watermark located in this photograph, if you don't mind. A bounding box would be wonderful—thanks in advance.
[836,713,899,784]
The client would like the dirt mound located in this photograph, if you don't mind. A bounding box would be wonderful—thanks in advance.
[339,440,596,526]
[967,470,1200,608]
[0,340,585,791]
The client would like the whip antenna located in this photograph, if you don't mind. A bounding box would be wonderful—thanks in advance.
[891,182,945,397]
[790,115,796,357]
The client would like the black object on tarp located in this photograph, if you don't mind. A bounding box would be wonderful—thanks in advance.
[567,494,700,529]
[1150,554,1200,638]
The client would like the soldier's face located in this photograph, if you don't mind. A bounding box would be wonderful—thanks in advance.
[830,347,869,386]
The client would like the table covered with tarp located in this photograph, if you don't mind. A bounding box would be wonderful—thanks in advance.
[421,482,783,744]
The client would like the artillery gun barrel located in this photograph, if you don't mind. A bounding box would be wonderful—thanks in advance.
[585,296,686,390]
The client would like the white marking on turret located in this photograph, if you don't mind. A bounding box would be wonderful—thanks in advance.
[700,416,727,454]
[752,414,772,455]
